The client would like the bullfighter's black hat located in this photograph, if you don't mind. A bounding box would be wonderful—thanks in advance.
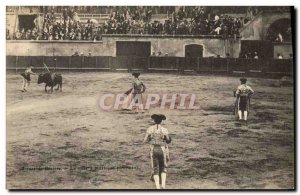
[132,73,140,78]
[240,78,247,82]
[151,114,166,122]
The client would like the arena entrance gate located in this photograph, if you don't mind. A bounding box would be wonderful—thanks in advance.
[185,44,203,57]
[116,41,151,57]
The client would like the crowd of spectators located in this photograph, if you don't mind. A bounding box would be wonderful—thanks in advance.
[11,7,102,41]
[101,7,242,36]
[7,6,270,40]
[37,6,175,15]
[102,7,153,34]
[166,7,242,36]
[239,51,260,59]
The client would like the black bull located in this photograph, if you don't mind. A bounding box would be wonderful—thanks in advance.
[38,73,62,93]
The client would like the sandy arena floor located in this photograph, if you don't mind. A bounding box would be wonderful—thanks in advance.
[6,72,294,189]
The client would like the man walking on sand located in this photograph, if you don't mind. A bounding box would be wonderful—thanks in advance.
[143,114,171,189]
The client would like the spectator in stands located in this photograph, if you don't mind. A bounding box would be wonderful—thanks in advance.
[14,30,21,40]
[247,52,252,59]
[20,28,26,39]
[72,51,79,56]
[277,53,283,59]
[276,33,283,42]
[69,7,75,20]
[63,7,68,24]
[177,7,186,20]
[246,7,254,19]
[253,52,259,59]
[6,29,11,40]
[33,17,39,28]
[238,52,243,58]
[73,12,80,23]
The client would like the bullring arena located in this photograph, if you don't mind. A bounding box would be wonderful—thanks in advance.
[6,72,294,189]
[6,6,295,189]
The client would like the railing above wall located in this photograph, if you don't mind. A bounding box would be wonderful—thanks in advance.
[6,40,103,43]
[102,34,241,39]
[6,34,242,40]
[6,56,293,78]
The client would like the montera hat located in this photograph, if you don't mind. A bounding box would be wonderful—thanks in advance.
[151,114,166,121]
[132,72,140,77]
[240,77,247,82]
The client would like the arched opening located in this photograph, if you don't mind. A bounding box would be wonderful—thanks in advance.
[266,18,292,42]
[185,44,203,57]
[18,15,37,31]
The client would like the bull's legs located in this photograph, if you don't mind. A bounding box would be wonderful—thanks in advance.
[60,83,62,92]
[51,86,54,93]
[44,84,48,92]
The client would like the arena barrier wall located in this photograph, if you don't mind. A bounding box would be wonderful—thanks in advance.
[6,56,293,77]
[6,37,241,58]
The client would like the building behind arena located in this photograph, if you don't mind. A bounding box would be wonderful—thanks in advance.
[6,6,294,75]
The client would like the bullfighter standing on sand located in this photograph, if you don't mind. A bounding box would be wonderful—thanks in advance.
[234,78,254,121]
[123,72,146,112]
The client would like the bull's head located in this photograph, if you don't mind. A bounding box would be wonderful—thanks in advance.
[37,73,44,84]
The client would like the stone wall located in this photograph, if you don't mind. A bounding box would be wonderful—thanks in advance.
[6,35,241,58]
[240,11,291,41]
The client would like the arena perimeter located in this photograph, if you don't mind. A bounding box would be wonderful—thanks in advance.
[6,72,294,189]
